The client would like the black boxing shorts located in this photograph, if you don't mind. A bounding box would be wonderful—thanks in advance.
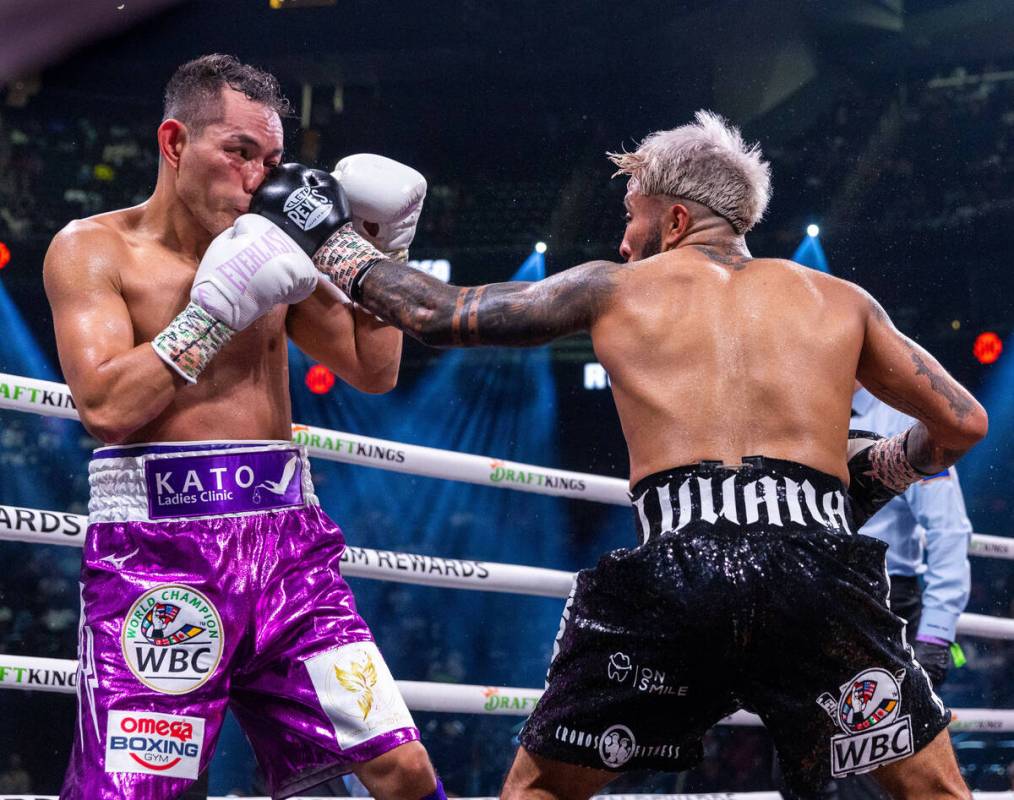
[520,456,950,798]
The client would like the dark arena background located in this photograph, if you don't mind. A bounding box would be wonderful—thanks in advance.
[1,0,1013,797]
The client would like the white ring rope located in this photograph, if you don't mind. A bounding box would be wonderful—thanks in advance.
[3,503,1013,638]
[0,371,1011,559]
[2,374,1012,792]
[3,655,1013,733]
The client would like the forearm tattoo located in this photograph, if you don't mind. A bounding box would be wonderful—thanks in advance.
[910,350,974,420]
[357,259,621,347]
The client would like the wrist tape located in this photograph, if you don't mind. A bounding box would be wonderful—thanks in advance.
[867,430,926,493]
[151,302,235,384]
[313,222,386,301]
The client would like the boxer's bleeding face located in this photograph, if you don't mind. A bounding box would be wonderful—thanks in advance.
[618,182,666,262]
[175,88,283,236]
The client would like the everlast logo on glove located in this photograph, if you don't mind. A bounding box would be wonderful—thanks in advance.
[283,186,333,231]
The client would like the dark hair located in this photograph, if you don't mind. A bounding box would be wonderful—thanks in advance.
[163,54,290,133]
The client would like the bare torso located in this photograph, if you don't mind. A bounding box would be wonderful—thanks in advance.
[592,249,864,485]
[64,207,294,443]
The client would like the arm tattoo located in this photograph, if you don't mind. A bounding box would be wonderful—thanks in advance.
[358,259,622,347]
[910,350,974,421]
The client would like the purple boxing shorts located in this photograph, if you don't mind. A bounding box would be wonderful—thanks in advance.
[61,440,419,800]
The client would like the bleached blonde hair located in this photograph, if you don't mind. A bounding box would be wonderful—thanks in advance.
[608,110,771,235]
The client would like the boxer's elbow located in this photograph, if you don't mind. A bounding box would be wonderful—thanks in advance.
[78,403,135,444]
[355,362,400,394]
[933,400,988,454]
[959,401,989,445]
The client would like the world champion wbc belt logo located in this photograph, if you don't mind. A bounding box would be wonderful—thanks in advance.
[121,585,223,694]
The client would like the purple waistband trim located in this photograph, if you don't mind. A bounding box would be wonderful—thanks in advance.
[94,441,283,460]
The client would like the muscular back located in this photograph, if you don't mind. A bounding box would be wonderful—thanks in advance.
[592,251,865,485]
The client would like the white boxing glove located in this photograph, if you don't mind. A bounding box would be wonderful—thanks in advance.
[151,215,318,383]
[332,153,427,262]
[192,214,318,329]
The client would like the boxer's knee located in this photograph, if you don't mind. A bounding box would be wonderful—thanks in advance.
[354,741,437,800]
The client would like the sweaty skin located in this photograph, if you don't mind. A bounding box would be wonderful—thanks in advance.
[355,187,987,488]
[44,88,402,444]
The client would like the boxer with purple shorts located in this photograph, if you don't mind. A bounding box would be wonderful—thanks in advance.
[44,55,436,799]
[71,441,418,798]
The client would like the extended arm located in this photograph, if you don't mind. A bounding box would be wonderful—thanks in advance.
[44,223,183,442]
[355,258,623,347]
[856,289,988,474]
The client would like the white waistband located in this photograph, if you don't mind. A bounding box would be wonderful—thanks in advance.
[88,440,318,524]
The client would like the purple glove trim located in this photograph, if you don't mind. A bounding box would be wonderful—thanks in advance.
[915,634,950,646]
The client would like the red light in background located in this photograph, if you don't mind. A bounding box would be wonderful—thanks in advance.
[0,241,10,270]
[973,332,1003,365]
[305,364,335,394]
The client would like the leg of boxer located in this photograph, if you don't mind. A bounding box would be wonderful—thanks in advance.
[62,444,253,800]
[225,466,433,799]
[742,528,952,797]
[351,743,439,800]
[871,728,970,799]
[500,747,614,800]
[827,580,922,800]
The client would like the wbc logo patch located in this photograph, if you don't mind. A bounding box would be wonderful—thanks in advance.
[121,585,223,695]
[817,667,913,776]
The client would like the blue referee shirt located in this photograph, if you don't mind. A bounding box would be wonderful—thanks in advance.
[851,387,973,642]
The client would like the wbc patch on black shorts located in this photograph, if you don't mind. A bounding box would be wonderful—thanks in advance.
[520,456,950,795]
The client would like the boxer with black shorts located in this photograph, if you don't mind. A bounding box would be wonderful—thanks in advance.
[299,110,986,799]
[45,55,439,800]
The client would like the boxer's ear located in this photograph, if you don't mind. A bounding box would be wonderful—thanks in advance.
[663,201,692,247]
[157,119,186,169]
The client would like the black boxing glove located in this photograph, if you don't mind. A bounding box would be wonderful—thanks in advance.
[847,428,930,528]
[912,637,952,687]
[251,162,387,301]
[250,163,352,255]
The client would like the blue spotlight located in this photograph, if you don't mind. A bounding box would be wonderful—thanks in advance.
[791,227,830,274]
[0,278,59,381]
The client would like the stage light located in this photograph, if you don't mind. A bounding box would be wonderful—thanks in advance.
[951,320,961,331]
[535,241,547,254]
[806,224,820,238]
[305,364,335,394]
[0,241,9,270]
[973,332,1003,365]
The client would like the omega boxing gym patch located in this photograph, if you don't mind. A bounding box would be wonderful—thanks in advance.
[121,584,224,694]
[304,640,414,749]
[816,667,913,777]
[105,710,205,778]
